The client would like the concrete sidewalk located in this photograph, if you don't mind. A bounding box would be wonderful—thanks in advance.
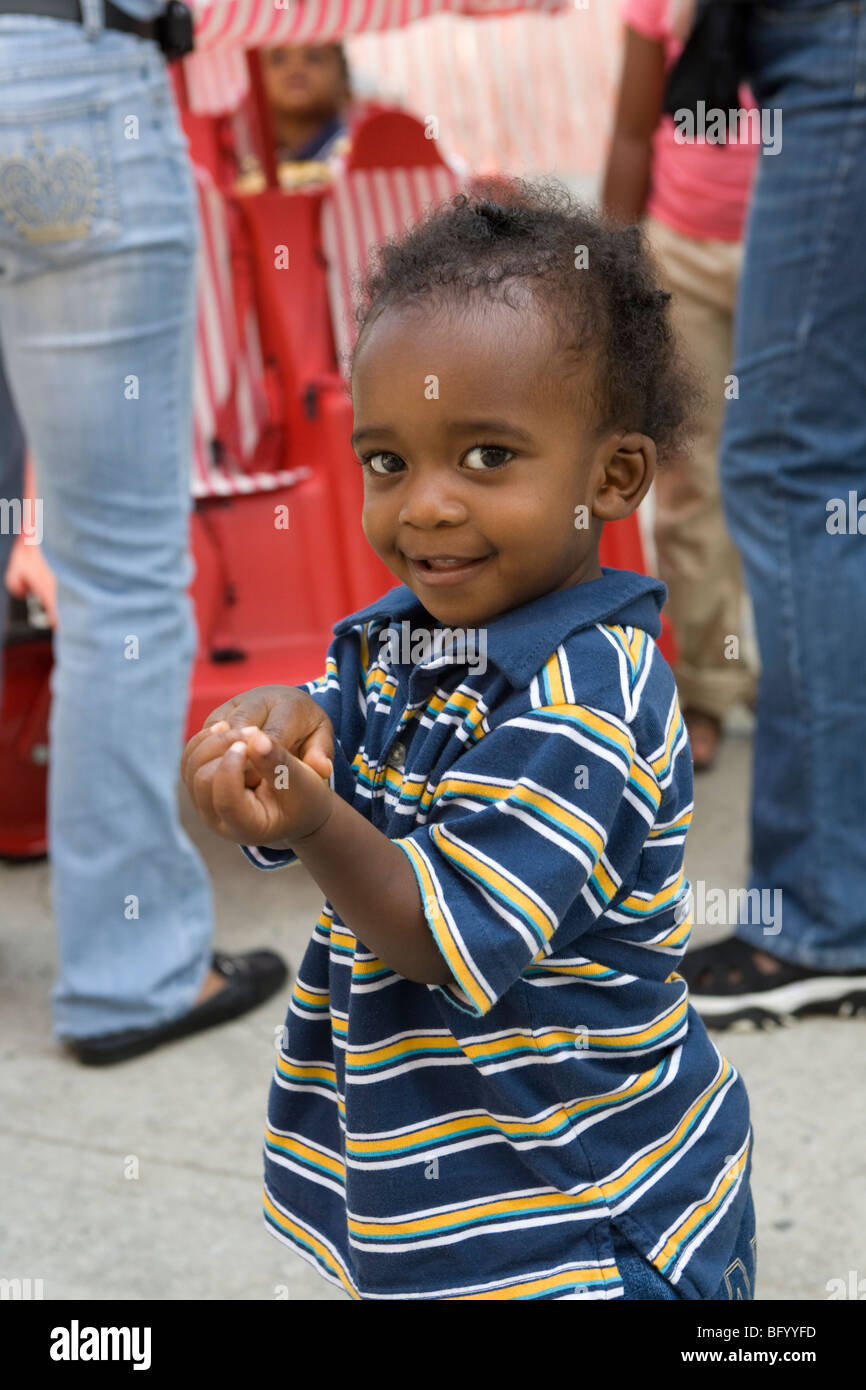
[1,710,863,1301]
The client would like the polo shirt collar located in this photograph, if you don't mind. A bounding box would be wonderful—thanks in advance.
[332,567,668,688]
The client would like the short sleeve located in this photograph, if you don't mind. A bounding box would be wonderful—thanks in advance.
[621,0,670,41]
[394,702,644,1017]
[300,650,342,727]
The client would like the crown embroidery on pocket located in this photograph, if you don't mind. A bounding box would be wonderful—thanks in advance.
[0,129,99,243]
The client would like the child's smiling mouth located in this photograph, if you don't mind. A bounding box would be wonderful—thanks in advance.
[403,552,494,586]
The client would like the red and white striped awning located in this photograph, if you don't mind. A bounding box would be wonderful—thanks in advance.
[186,1,588,113]
[184,1,621,178]
[191,0,572,51]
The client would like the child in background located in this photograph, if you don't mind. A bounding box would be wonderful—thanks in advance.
[237,43,352,192]
[602,0,758,770]
[182,182,756,1301]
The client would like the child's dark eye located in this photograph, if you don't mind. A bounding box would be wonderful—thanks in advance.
[463,445,513,471]
[363,451,405,475]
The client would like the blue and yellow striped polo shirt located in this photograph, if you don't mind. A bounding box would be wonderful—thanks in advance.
[244,567,753,1300]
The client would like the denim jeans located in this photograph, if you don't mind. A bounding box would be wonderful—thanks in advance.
[719,0,866,969]
[0,17,214,1036]
[611,1188,757,1301]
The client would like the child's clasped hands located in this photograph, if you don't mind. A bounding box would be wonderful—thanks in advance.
[181,687,335,850]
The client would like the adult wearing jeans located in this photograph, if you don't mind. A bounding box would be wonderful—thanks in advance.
[0,0,286,1063]
[681,0,866,1027]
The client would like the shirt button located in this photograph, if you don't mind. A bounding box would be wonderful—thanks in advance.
[389,739,407,770]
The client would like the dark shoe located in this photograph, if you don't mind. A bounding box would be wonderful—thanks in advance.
[681,935,866,1031]
[66,950,289,1066]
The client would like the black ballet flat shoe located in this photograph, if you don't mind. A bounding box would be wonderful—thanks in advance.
[65,950,289,1066]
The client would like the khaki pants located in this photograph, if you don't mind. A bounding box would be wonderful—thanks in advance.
[644,214,756,721]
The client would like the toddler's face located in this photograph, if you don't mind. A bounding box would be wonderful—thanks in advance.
[261,44,347,120]
[351,293,653,629]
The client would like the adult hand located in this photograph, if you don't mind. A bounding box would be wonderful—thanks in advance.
[5,536,58,628]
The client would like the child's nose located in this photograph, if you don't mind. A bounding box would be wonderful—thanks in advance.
[397,475,467,529]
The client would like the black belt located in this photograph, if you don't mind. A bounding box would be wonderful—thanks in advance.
[0,0,159,43]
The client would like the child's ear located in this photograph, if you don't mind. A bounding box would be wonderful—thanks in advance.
[592,431,656,521]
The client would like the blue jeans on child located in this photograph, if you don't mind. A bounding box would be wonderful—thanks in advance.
[720,0,866,969]
[611,1189,757,1300]
[0,16,214,1036]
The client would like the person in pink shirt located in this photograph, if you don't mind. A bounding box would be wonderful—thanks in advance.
[602,0,758,770]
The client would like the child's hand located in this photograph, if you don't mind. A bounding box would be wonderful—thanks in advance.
[199,685,334,782]
[182,725,333,848]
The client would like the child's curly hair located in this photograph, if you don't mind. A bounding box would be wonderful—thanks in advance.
[353,177,699,465]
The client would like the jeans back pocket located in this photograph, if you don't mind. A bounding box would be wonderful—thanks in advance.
[0,94,123,276]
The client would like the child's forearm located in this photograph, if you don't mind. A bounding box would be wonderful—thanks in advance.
[287,792,452,987]
[602,27,665,225]
[601,132,652,225]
